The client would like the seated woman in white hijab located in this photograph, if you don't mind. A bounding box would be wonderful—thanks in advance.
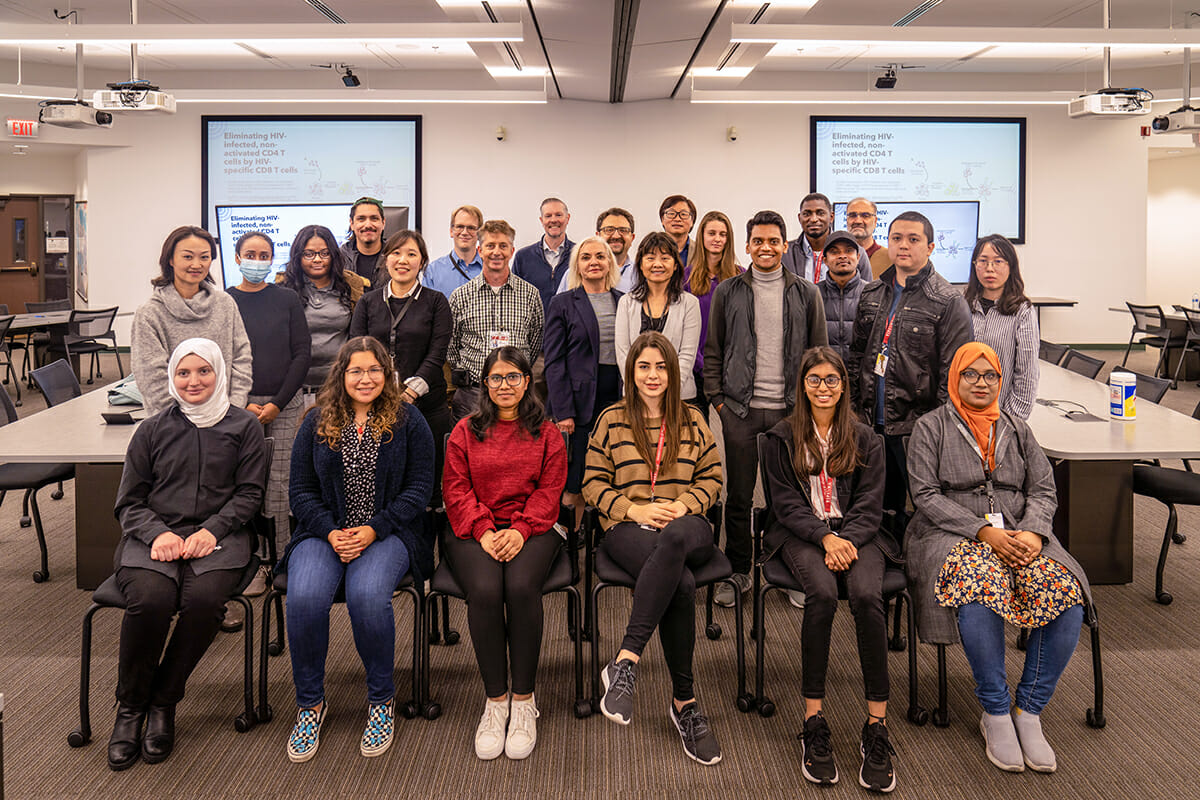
[108,338,269,771]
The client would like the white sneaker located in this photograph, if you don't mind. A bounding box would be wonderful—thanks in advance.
[505,696,539,760]
[474,698,509,760]
[787,590,806,609]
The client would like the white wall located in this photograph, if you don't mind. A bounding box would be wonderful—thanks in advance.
[0,152,78,194]
[1148,153,1200,305]
[0,98,1157,344]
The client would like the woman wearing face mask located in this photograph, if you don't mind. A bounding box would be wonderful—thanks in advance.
[227,231,312,595]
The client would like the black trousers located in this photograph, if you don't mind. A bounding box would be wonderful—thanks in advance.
[115,564,242,709]
[718,404,790,574]
[779,537,890,702]
[604,516,713,702]
[877,428,910,534]
[443,531,562,697]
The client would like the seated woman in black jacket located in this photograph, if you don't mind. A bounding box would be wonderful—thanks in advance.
[350,229,451,497]
[110,338,268,771]
[760,346,897,793]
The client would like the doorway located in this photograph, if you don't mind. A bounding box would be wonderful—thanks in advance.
[0,195,75,313]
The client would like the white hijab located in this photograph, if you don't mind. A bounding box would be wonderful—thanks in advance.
[166,337,230,428]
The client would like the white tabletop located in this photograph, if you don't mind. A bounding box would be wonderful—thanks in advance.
[1107,305,1189,322]
[1029,363,1200,460]
[0,383,139,463]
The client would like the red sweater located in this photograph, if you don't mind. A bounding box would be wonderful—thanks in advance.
[443,417,567,541]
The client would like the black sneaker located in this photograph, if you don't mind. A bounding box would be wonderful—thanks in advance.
[800,713,839,784]
[859,721,897,793]
[670,702,722,766]
[600,658,637,725]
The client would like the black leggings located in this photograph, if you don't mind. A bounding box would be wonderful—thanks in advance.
[604,515,714,702]
[779,537,890,702]
[443,531,562,697]
[116,563,243,709]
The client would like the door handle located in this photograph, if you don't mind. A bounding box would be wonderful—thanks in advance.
[27,261,37,277]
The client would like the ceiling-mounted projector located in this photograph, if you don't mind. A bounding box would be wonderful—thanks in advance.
[38,100,113,128]
[1067,89,1152,118]
[92,81,176,114]
[1150,107,1200,133]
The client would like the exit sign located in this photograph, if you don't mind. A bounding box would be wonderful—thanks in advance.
[6,118,38,137]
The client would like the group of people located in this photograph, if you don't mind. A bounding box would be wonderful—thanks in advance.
[104,193,1085,795]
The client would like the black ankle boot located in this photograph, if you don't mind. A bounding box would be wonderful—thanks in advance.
[108,705,146,771]
[142,704,176,764]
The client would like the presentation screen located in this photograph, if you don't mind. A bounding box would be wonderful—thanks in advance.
[215,203,350,289]
[812,116,1025,243]
[834,200,980,283]
[201,114,421,263]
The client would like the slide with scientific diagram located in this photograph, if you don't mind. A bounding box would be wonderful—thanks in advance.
[811,116,1025,243]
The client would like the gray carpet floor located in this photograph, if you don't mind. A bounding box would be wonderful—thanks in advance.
[1,351,1198,800]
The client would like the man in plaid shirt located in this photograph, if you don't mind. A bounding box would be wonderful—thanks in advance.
[447,219,545,421]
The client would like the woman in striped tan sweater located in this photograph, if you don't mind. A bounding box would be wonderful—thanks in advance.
[583,331,724,766]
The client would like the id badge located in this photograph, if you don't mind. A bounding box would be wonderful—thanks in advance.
[488,330,512,349]
[873,352,888,377]
[985,512,1004,529]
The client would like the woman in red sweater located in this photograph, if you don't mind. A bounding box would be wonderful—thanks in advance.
[442,345,568,762]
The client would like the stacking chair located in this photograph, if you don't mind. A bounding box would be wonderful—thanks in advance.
[745,433,922,722]
[19,299,71,383]
[584,505,750,714]
[67,444,275,748]
[0,315,22,405]
[0,387,73,583]
[47,307,123,385]
[1109,369,1171,404]
[1060,349,1105,380]
[30,358,82,407]
[1038,340,1069,365]
[1169,305,1200,389]
[1121,303,1182,378]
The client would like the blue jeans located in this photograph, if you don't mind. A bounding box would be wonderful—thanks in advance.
[957,601,1083,715]
[285,534,411,707]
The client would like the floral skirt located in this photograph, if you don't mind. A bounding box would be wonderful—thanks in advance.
[935,540,1083,628]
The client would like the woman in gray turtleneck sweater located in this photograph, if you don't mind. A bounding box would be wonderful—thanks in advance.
[131,226,252,416]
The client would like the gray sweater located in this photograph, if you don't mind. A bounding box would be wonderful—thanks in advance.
[750,264,787,409]
[131,282,253,415]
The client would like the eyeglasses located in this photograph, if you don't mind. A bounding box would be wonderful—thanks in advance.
[302,250,331,261]
[452,224,479,233]
[345,366,385,379]
[846,211,876,220]
[599,226,633,236]
[974,258,1009,268]
[805,374,843,388]
[961,369,1000,386]
[484,372,526,388]
[662,210,692,221]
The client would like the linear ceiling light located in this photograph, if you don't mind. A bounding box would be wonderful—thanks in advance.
[731,24,1200,50]
[0,22,522,45]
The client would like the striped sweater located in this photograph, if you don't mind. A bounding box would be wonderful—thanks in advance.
[969,298,1039,419]
[583,404,723,529]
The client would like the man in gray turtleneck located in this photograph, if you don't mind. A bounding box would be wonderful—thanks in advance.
[704,210,828,607]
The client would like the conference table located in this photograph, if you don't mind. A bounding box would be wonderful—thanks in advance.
[1107,304,1197,380]
[0,383,140,590]
[1028,296,1078,326]
[1030,362,1200,584]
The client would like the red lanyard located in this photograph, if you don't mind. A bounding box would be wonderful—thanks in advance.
[648,423,667,501]
[812,251,823,283]
[881,309,896,349]
[818,467,834,516]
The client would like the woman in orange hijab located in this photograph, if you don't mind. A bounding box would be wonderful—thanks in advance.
[904,342,1091,775]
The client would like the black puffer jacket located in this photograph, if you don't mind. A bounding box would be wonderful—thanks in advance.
[818,273,864,363]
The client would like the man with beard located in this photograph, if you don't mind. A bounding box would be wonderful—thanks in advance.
[846,197,891,279]
[557,207,637,294]
[782,193,871,284]
[339,196,386,282]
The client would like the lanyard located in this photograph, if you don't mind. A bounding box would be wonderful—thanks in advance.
[450,254,471,280]
[956,418,997,512]
[648,423,667,501]
[818,467,834,517]
[812,251,823,283]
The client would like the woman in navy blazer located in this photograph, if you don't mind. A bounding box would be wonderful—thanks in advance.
[544,236,624,522]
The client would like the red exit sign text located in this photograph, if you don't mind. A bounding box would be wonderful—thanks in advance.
[6,119,38,137]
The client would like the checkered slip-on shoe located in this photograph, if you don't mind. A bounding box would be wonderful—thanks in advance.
[360,699,395,758]
[287,704,327,763]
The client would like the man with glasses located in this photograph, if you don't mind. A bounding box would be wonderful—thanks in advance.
[846,197,891,279]
[848,211,971,530]
[659,195,696,267]
[555,208,638,294]
[447,219,544,421]
[339,196,386,282]
[782,193,872,284]
[424,205,485,298]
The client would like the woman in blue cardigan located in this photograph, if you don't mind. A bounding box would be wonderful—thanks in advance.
[280,336,435,763]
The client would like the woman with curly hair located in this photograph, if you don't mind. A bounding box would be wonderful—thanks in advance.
[279,336,435,763]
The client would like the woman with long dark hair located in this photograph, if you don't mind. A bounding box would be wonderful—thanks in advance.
[963,234,1038,419]
[585,332,724,766]
[684,211,742,410]
[442,346,567,761]
[760,346,897,792]
[615,232,701,400]
[281,336,435,763]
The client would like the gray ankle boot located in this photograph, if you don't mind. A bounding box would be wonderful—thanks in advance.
[979,712,1024,772]
[1012,708,1056,773]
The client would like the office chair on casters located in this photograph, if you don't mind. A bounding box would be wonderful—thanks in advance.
[1132,451,1200,605]
[1108,369,1171,404]
[1169,305,1200,390]
[1038,340,1069,366]
[30,358,83,508]
[47,307,123,385]
[1060,350,1105,380]
[18,299,71,385]
[1122,303,1182,379]
[0,315,22,406]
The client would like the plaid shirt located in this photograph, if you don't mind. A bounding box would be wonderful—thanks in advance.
[448,271,544,383]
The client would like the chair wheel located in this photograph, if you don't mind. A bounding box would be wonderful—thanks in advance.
[705,623,722,640]
[1086,708,1106,729]
[907,706,929,726]
[574,700,592,719]
[422,702,442,721]
[33,570,47,583]
[401,702,418,719]
[444,630,461,645]
[428,630,442,645]
[757,699,776,718]
[750,626,761,641]
[51,488,64,500]
[888,635,906,652]
[1156,591,1174,606]
[234,712,256,732]
[736,693,755,713]
[591,698,601,714]
[19,516,30,527]
[260,704,274,723]
[268,641,284,657]
[932,708,950,727]
[1172,532,1187,545]
[67,728,89,747]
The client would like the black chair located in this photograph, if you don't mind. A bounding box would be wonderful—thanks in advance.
[746,433,923,722]
[0,387,73,582]
[1109,369,1171,405]
[1169,305,1200,389]
[1060,350,1105,380]
[47,307,123,385]
[1122,303,1183,378]
[1133,455,1200,605]
[67,443,276,748]
[18,299,71,383]
[1038,340,1069,365]
[0,315,22,406]
[30,358,82,407]
[584,504,750,714]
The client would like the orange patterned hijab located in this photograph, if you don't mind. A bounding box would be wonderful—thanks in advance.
[948,341,1002,469]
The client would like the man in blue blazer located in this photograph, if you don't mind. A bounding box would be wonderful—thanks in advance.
[514,197,575,402]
